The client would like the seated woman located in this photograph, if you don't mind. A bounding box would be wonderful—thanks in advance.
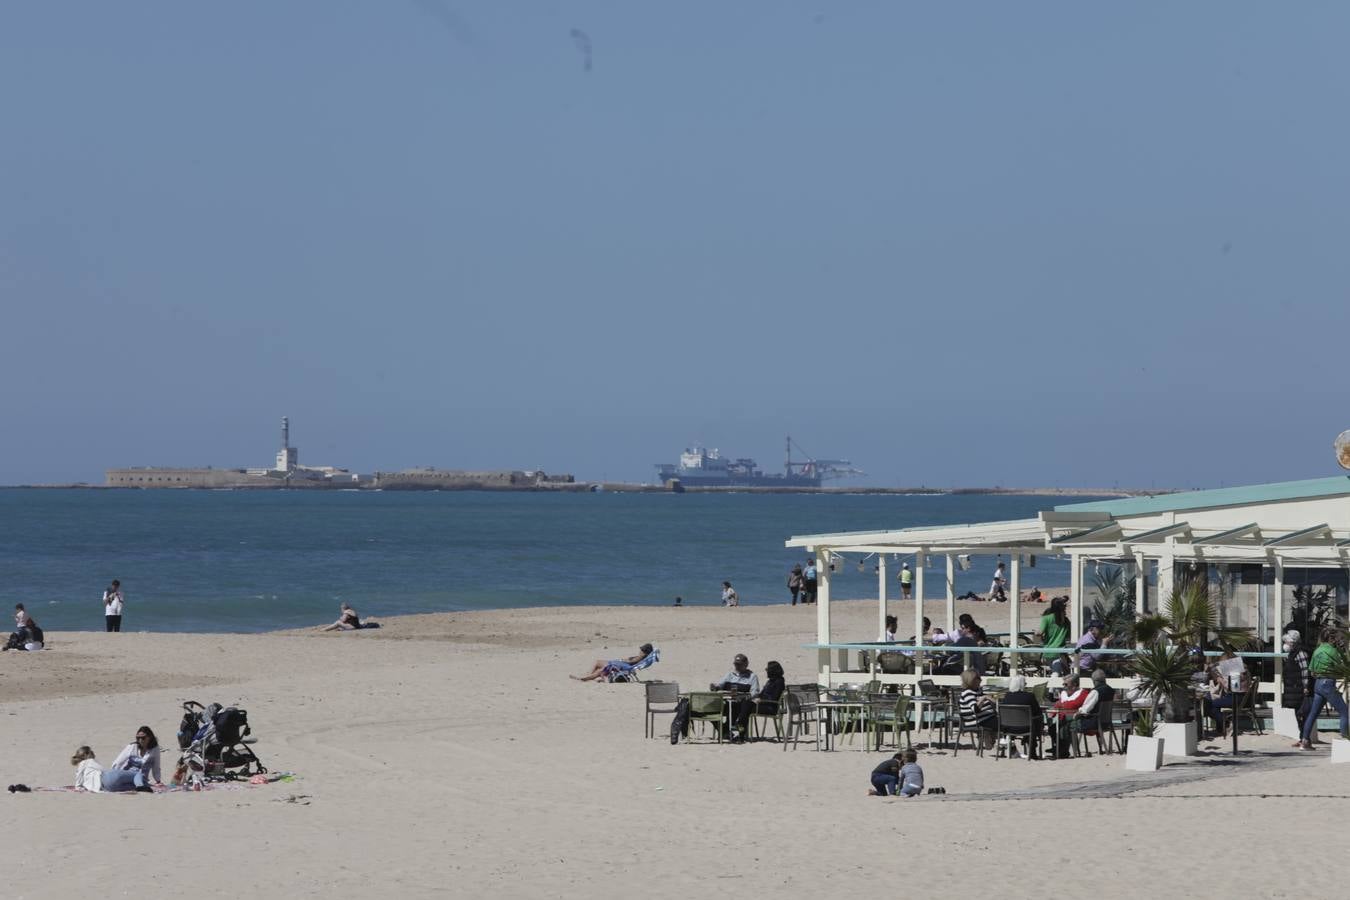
[71,746,152,793]
[319,603,363,632]
[959,669,998,748]
[3,603,43,651]
[730,660,786,741]
[109,726,163,788]
[999,674,1043,758]
[570,643,654,682]
[1203,654,1250,736]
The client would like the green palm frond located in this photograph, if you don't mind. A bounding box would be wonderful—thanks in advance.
[1132,614,1169,647]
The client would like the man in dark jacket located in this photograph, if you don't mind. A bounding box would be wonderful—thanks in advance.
[1282,630,1313,738]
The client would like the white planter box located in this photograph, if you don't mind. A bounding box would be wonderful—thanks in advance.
[1156,720,1197,757]
[1332,739,1350,764]
[1125,735,1164,771]
[1273,707,1302,740]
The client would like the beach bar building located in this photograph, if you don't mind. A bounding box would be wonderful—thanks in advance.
[786,476,1350,704]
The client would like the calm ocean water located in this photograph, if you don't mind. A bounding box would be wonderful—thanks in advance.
[0,489,1106,633]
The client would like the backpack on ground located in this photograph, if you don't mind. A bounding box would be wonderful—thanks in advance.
[670,697,691,744]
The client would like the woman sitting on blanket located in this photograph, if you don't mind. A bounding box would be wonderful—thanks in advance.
[109,726,164,788]
[570,643,654,682]
[71,746,153,793]
[319,603,363,632]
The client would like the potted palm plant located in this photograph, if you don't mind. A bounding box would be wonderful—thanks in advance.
[1130,577,1253,756]
[1129,641,1196,760]
[1125,708,1163,771]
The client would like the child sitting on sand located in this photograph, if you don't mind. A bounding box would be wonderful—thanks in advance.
[869,748,924,797]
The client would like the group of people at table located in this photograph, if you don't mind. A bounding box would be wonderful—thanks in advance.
[882,598,1111,678]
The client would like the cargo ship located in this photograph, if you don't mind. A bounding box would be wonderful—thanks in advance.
[655,437,862,488]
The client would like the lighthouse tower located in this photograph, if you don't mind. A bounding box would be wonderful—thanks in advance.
[276,417,298,472]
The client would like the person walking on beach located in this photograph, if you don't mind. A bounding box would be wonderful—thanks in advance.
[802,559,818,605]
[787,564,803,605]
[103,580,124,632]
[898,562,913,600]
[721,581,739,607]
[1299,628,1350,750]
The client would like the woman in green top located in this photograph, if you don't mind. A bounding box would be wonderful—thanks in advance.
[1038,597,1071,675]
[1038,597,1070,647]
[1299,627,1349,749]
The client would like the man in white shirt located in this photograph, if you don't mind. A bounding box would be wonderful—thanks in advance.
[103,579,124,632]
[989,562,1007,602]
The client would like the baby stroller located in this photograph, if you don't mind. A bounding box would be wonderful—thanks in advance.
[176,700,267,785]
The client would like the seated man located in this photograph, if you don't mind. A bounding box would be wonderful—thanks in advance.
[936,624,985,675]
[1074,620,1109,675]
[711,653,760,695]
[999,674,1043,759]
[1046,673,1093,758]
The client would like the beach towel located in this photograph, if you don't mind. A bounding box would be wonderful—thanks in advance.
[27,772,297,795]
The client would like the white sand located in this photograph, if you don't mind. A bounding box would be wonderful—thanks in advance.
[3,599,1346,898]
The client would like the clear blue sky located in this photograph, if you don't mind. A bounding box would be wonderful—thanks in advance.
[2,2,1347,488]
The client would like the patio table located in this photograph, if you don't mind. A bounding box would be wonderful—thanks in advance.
[815,700,867,751]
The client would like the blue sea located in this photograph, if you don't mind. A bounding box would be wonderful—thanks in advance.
[0,489,1107,633]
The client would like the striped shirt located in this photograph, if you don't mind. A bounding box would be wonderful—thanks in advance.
[960,688,997,728]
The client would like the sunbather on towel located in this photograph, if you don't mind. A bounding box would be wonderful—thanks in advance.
[319,603,363,632]
[571,643,654,681]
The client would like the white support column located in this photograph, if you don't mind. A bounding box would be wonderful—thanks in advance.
[915,550,927,637]
[1009,555,1022,648]
[877,555,888,641]
[1157,546,1175,610]
[1069,553,1083,641]
[1134,552,1147,621]
[1273,556,1284,705]
[817,549,832,686]
[945,553,956,632]
[913,552,926,649]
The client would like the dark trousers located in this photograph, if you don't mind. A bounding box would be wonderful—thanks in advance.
[106,615,122,632]
[789,589,799,606]
[803,582,817,604]
[732,699,778,733]
[871,773,899,795]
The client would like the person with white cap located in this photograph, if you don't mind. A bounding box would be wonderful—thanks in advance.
[898,562,913,600]
[1281,630,1312,743]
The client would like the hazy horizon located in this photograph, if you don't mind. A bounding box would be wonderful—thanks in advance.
[3,2,1348,488]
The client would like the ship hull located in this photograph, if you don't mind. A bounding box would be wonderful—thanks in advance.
[656,469,821,488]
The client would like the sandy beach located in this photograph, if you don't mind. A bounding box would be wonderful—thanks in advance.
[4,598,1347,898]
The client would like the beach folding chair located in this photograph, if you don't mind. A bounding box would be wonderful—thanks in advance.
[606,648,660,683]
[644,681,680,738]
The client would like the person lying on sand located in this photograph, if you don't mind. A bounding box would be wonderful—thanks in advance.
[71,745,153,793]
[571,643,654,681]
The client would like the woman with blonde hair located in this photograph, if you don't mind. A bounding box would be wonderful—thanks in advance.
[71,746,151,793]
[958,669,998,748]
